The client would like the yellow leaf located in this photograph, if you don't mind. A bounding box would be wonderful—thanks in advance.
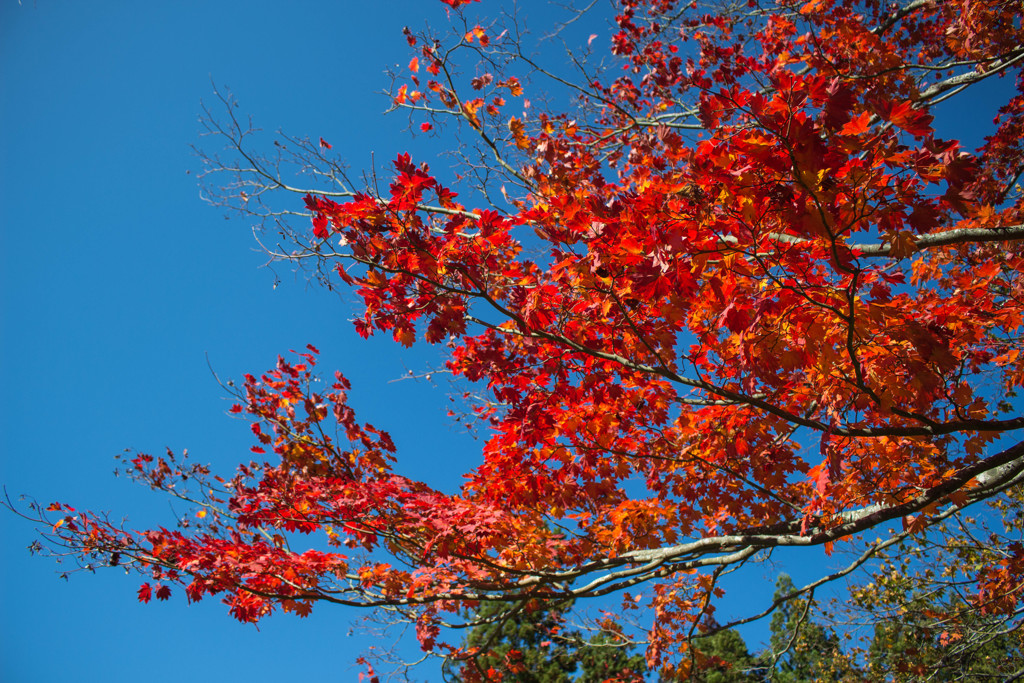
[508,117,530,149]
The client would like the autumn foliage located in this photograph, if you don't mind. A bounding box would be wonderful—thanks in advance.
[21,0,1024,678]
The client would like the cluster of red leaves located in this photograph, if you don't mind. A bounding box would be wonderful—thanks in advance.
[39,0,1024,677]
[45,348,578,627]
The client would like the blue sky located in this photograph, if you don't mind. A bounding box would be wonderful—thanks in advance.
[0,2,486,680]
[2,2,1017,682]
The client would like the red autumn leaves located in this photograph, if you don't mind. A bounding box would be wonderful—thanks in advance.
[33,0,1024,677]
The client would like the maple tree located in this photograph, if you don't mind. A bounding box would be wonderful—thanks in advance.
[14,0,1024,678]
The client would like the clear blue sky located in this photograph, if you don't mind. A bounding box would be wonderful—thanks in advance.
[0,2,487,680]
[1,2,1015,682]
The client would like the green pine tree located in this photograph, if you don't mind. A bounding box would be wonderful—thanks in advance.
[576,630,648,683]
[691,628,764,682]
[448,599,646,682]
[761,575,861,682]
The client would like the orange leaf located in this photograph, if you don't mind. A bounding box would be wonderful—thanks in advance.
[839,111,872,136]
